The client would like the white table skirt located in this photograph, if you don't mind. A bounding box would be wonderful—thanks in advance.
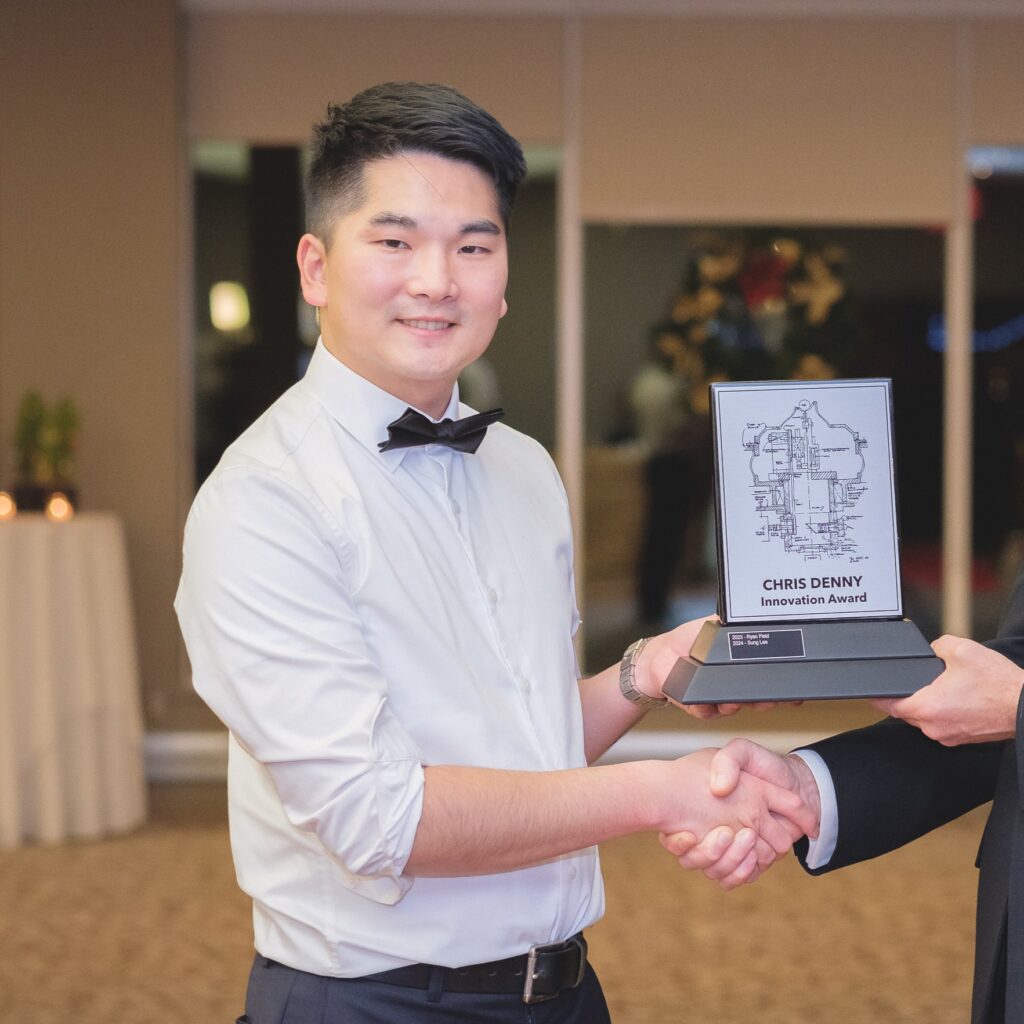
[0,512,147,847]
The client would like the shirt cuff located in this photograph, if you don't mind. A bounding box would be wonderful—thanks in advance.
[792,749,838,869]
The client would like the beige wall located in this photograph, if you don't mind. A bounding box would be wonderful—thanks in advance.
[973,19,1024,144]
[581,18,958,223]
[187,13,564,144]
[3,7,1024,733]
[186,14,1024,223]
[0,0,206,729]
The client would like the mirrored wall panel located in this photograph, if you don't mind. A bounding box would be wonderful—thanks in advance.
[581,223,956,672]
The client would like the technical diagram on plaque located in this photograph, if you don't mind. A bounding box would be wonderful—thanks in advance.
[711,380,903,624]
[743,399,867,560]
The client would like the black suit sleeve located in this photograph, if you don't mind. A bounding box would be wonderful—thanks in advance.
[797,719,1002,873]
[795,565,1024,875]
[992,563,1024,668]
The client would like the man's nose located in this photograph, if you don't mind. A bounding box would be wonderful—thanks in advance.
[406,248,458,302]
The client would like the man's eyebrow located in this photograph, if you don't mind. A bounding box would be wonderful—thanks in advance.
[461,219,501,236]
[368,212,417,229]
[365,212,502,235]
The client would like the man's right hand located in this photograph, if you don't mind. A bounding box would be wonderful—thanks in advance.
[655,745,819,882]
[660,739,822,889]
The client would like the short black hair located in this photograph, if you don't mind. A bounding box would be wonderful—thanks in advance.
[305,82,527,242]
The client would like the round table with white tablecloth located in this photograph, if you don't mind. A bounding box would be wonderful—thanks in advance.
[0,511,147,847]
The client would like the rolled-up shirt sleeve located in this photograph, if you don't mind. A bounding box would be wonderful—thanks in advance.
[175,466,425,902]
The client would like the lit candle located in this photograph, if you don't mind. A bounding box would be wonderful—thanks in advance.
[45,491,74,522]
[0,491,15,521]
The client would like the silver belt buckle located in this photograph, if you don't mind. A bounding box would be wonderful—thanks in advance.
[522,936,586,1004]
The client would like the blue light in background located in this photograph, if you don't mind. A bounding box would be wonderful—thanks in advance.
[927,313,1024,353]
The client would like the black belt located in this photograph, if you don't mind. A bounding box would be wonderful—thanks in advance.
[362,934,587,1004]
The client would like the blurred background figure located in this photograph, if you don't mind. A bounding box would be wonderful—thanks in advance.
[628,321,715,627]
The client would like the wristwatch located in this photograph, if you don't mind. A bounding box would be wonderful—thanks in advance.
[619,637,668,709]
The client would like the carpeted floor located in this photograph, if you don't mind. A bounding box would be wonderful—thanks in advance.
[0,783,985,1023]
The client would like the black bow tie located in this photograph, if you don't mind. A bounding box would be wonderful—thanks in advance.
[378,407,505,454]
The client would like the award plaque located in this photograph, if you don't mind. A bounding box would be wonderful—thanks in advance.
[663,378,943,704]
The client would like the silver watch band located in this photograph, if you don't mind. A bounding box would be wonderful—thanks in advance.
[619,637,668,709]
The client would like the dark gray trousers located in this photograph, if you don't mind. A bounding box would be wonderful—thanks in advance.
[239,954,613,1024]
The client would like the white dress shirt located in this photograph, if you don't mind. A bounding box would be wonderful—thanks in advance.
[174,340,602,977]
[792,749,839,869]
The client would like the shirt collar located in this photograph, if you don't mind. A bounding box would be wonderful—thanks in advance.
[303,339,462,472]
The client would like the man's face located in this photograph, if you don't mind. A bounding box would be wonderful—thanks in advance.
[298,152,509,417]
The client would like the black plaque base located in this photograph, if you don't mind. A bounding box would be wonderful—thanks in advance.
[663,618,942,705]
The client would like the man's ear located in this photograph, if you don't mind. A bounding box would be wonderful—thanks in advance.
[297,233,328,308]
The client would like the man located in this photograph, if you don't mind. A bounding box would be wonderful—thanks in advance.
[175,82,815,1023]
[629,321,699,625]
[665,568,1024,1023]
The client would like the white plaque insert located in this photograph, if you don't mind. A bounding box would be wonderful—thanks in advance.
[713,379,902,624]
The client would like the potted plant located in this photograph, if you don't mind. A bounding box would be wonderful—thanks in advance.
[13,392,80,511]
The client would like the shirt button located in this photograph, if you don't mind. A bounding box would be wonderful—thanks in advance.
[521,679,532,694]
[451,499,461,515]
[487,587,498,604]
[569,866,578,880]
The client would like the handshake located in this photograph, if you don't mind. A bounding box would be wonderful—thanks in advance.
[641,624,1024,891]
[661,740,822,890]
